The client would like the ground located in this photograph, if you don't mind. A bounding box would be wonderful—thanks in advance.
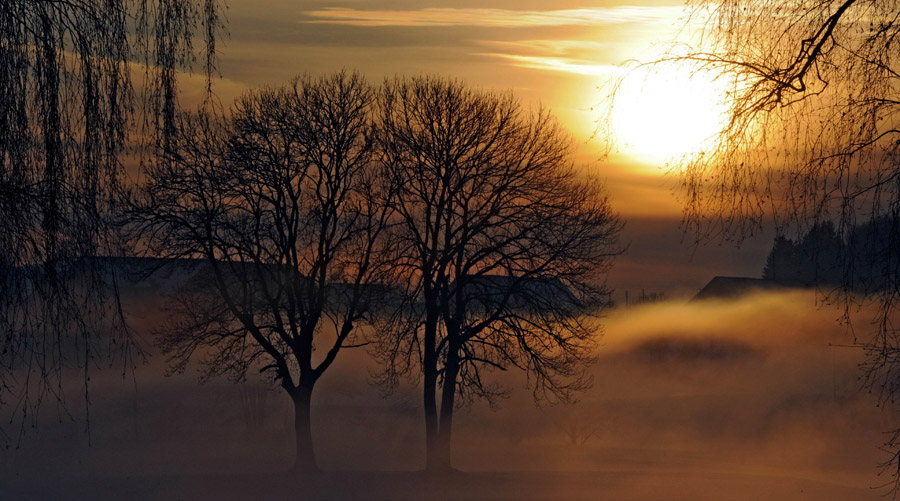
[0,290,892,499]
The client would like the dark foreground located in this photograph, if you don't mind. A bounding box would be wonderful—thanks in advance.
[0,468,878,500]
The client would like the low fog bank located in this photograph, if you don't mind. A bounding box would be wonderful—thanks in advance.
[1,289,894,499]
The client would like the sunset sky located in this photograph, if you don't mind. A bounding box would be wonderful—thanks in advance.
[200,0,771,298]
[4,3,894,496]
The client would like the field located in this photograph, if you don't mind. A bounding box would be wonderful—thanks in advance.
[0,290,890,499]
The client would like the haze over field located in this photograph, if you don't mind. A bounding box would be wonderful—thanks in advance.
[1,288,889,499]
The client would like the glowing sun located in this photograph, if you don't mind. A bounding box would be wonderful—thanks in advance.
[611,65,730,164]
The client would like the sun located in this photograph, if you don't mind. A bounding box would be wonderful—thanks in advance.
[611,64,730,165]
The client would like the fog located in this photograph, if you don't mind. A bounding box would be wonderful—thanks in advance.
[0,289,893,499]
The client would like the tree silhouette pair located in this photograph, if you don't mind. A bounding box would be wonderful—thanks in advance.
[131,72,621,472]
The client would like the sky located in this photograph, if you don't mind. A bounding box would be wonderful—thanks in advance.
[199,0,769,298]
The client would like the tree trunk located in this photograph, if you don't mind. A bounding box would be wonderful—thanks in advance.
[432,344,460,472]
[423,314,440,471]
[291,383,319,473]
[424,381,440,470]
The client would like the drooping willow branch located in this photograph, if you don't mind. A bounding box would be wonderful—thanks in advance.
[0,0,225,439]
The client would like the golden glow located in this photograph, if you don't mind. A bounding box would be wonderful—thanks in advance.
[611,65,730,165]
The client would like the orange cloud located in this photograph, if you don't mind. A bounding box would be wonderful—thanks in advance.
[304,7,682,28]
[476,53,620,76]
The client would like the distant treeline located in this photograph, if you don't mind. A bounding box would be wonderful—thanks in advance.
[762,218,899,292]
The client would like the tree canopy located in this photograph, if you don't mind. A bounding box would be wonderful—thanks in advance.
[376,75,621,470]
[671,0,900,237]
[132,71,390,471]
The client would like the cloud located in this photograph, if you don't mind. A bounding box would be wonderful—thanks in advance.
[478,53,620,76]
[303,7,683,28]
[474,40,623,76]
[482,39,614,55]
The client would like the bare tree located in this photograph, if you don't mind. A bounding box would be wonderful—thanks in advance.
[0,0,224,439]
[131,71,390,472]
[613,0,900,489]
[552,404,601,447]
[375,76,622,471]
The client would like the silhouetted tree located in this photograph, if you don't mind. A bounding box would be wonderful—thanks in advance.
[761,235,798,284]
[847,217,899,294]
[131,71,390,471]
[762,222,843,287]
[375,76,621,471]
[625,0,900,487]
[796,221,843,286]
[0,0,224,437]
